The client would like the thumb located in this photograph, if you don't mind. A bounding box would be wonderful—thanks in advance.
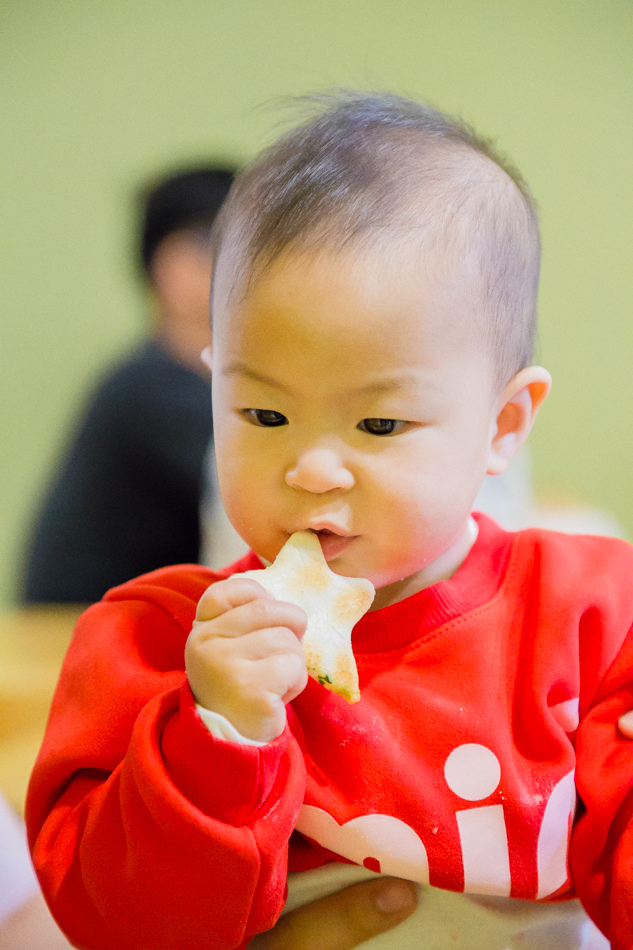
[247,877,418,950]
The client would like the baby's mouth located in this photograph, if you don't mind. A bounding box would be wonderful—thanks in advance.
[308,528,356,562]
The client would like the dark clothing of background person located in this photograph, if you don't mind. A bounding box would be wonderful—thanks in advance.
[22,342,213,604]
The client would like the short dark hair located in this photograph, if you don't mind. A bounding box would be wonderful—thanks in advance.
[139,165,236,276]
[212,93,541,385]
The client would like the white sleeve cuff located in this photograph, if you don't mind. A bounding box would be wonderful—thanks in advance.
[195,705,274,746]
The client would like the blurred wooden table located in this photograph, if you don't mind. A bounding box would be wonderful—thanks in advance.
[0,607,82,815]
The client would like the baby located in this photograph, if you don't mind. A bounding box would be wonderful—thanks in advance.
[27,94,632,950]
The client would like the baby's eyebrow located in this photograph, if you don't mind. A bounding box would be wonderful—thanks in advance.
[223,361,290,393]
[224,362,437,399]
[348,374,429,396]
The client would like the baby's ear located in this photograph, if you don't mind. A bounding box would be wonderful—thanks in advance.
[200,345,213,375]
[487,367,551,476]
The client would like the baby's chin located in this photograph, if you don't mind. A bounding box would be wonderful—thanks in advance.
[323,552,396,588]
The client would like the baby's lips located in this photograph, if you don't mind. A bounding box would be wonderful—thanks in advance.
[314,531,356,562]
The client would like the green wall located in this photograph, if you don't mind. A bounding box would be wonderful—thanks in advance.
[1,0,632,605]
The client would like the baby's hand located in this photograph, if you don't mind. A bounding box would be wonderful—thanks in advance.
[185,578,308,743]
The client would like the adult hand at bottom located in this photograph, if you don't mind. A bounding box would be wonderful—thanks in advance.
[248,877,418,950]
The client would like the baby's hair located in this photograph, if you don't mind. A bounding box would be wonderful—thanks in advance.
[212,92,541,387]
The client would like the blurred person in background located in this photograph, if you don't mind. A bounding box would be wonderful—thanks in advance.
[21,166,235,605]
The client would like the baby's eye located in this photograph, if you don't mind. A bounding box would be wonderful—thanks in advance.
[244,409,288,427]
[357,418,405,436]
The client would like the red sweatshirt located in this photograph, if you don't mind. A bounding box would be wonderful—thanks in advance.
[26,514,633,950]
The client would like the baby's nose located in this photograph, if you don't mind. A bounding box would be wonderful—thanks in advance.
[285,447,354,494]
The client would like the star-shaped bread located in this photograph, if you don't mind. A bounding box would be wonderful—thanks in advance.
[238,531,375,703]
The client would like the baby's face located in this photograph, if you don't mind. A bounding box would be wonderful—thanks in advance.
[212,244,501,607]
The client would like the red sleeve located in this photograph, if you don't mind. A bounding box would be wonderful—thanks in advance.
[570,624,633,950]
[25,573,307,950]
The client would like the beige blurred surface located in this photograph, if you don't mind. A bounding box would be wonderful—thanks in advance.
[0,608,79,815]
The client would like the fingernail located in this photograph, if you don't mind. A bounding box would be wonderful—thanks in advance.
[374,880,417,914]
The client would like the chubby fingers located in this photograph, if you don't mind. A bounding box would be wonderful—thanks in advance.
[194,580,307,644]
[196,577,274,623]
[247,877,419,950]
